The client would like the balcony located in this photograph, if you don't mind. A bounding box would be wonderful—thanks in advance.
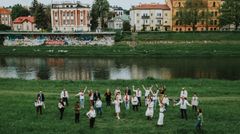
[141,15,150,19]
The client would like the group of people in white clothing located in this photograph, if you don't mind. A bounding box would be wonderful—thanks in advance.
[34,85,203,130]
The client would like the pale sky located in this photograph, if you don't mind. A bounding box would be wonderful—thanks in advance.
[0,0,165,9]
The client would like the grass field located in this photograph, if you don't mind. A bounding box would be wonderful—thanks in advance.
[1,43,240,57]
[0,78,240,134]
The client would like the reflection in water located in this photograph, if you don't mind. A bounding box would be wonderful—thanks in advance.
[0,57,240,80]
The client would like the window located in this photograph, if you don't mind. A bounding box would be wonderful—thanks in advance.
[71,12,74,16]
[188,28,191,31]
[157,20,161,24]
[178,2,181,7]
[165,13,168,16]
[67,12,69,16]
[63,20,66,25]
[157,13,161,16]
[176,28,178,31]
[151,13,153,16]
[214,20,217,25]
[151,20,154,23]
[165,21,167,24]
[210,20,214,25]
[213,2,216,7]
[215,11,218,16]
[137,20,139,24]
[137,13,139,16]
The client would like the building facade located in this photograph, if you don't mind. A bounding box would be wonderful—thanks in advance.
[130,3,172,31]
[0,7,12,27]
[110,6,124,17]
[166,0,223,31]
[51,2,90,32]
[108,14,130,30]
[13,16,39,31]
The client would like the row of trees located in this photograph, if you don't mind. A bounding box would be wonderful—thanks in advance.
[176,0,240,31]
[11,0,51,31]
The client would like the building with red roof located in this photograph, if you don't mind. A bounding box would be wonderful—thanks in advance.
[0,7,12,27]
[13,16,39,31]
[130,3,172,31]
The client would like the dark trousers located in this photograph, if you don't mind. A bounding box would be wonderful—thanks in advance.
[63,97,68,106]
[106,100,111,106]
[90,118,95,128]
[36,106,42,115]
[137,97,141,106]
[192,105,197,112]
[132,105,138,111]
[180,109,187,120]
[59,108,64,120]
[75,113,80,123]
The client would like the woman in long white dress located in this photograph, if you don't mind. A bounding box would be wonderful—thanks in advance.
[157,102,166,126]
[112,93,123,119]
[145,97,154,120]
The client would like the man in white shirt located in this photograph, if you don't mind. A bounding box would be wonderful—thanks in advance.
[86,106,96,128]
[133,85,142,106]
[175,97,192,120]
[180,88,188,99]
[95,98,102,116]
[131,94,139,111]
[60,89,69,106]
[191,93,199,112]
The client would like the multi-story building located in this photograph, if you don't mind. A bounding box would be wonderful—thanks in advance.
[110,6,124,17]
[130,3,172,31]
[0,7,12,27]
[13,16,39,31]
[51,2,90,32]
[166,0,223,31]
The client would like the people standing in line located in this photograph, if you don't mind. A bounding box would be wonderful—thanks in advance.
[34,97,43,116]
[58,99,65,120]
[174,97,192,120]
[112,94,123,119]
[95,98,103,116]
[180,88,188,99]
[74,101,80,123]
[191,93,199,112]
[104,89,112,107]
[94,90,101,103]
[162,95,170,111]
[60,89,69,106]
[150,88,159,109]
[123,92,131,110]
[37,91,45,109]
[195,108,203,131]
[131,94,139,111]
[88,90,94,106]
[75,87,87,109]
[157,102,166,127]
[145,97,154,120]
[142,85,153,106]
[133,85,142,106]
[86,106,96,128]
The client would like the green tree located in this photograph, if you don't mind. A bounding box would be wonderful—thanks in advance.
[90,0,110,31]
[177,0,208,31]
[220,0,240,30]
[123,21,131,31]
[0,24,11,31]
[30,0,39,15]
[34,3,48,30]
[11,4,30,20]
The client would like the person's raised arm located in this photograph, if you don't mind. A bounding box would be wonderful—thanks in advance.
[83,86,87,93]
[132,85,136,92]
[142,85,146,91]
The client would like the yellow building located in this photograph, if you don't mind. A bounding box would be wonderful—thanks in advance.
[130,3,172,31]
[166,0,223,31]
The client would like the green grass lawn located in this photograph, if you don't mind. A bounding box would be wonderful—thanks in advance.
[0,78,240,134]
[1,43,240,57]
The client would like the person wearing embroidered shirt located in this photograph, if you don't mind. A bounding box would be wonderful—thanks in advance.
[86,106,96,128]
[131,94,139,111]
[157,102,166,126]
[34,97,43,116]
[133,85,142,106]
[180,87,188,99]
[146,97,154,120]
[162,95,170,110]
[191,93,199,112]
[195,108,203,131]
[88,90,94,106]
[95,98,103,116]
[58,99,65,120]
[60,89,69,106]
[74,101,80,123]
[112,94,123,119]
[142,85,153,106]
[104,89,112,107]
[123,92,131,110]
[37,91,45,109]
[150,88,159,110]
[174,97,192,120]
[75,86,87,108]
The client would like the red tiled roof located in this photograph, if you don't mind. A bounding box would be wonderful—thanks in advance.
[13,16,35,24]
[0,8,11,14]
[133,3,170,10]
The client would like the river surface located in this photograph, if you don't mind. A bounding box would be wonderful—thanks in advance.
[0,57,239,80]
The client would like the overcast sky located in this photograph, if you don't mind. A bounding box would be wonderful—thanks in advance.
[0,0,165,9]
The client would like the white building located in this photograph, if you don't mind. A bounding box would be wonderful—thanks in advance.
[13,16,39,31]
[130,3,172,31]
[0,7,12,27]
[108,15,130,30]
[110,6,124,17]
[51,2,90,32]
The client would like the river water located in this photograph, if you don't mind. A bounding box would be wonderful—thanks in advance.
[0,57,239,80]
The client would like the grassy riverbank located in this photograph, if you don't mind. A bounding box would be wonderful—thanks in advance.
[0,78,239,134]
[1,43,240,57]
